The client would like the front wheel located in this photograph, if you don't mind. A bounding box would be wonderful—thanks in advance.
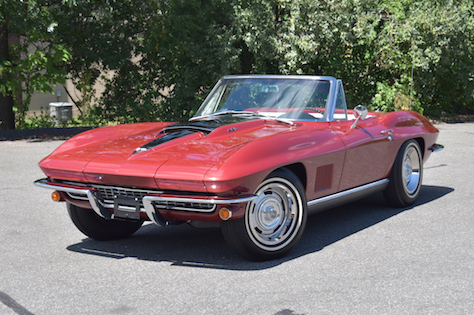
[67,203,144,241]
[221,169,307,261]
[384,140,423,207]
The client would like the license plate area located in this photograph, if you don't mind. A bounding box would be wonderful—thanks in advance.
[113,196,141,220]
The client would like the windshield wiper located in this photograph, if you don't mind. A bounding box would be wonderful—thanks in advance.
[270,118,295,126]
[191,110,296,126]
[191,110,266,121]
[210,110,263,117]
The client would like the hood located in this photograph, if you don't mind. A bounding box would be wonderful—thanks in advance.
[39,118,293,191]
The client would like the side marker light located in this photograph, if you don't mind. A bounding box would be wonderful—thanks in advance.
[51,191,61,202]
[219,207,232,221]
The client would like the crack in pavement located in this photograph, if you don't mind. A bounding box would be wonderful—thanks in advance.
[0,291,35,315]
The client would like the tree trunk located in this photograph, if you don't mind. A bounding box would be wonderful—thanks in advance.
[0,21,15,130]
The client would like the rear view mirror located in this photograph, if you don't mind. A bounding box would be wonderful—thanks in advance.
[351,105,368,128]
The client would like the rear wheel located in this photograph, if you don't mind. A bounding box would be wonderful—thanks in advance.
[221,169,307,261]
[67,203,144,240]
[384,140,423,207]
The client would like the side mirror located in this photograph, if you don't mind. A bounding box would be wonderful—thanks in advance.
[351,105,368,128]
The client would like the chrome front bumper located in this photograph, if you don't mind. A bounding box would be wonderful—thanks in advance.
[428,143,444,152]
[34,179,112,219]
[34,178,257,227]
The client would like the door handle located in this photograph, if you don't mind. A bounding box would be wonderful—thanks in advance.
[380,129,393,141]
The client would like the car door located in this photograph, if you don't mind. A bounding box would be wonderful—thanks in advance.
[329,81,396,192]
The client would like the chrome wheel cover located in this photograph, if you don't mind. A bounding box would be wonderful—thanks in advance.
[402,143,422,196]
[245,177,304,251]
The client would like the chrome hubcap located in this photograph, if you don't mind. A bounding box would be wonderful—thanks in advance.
[246,178,303,251]
[403,144,421,196]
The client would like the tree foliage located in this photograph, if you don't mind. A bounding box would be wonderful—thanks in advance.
[0,0,71,129]
[1,0,473,129]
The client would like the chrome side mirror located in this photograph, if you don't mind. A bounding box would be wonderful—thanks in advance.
[351,105,368,129]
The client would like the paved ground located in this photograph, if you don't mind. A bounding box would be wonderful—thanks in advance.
[0,123,472,315]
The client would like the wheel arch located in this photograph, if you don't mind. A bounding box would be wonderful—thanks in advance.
[383,138,424,207]
[413,137,425,159]
[387,137,425,177]
[275,163,307,190]
[221,164,308,260]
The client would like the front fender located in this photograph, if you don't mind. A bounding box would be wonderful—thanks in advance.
[203,123,345,194]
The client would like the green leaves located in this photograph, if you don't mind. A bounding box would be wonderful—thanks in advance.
[1,1,73,128]
[2,0,473,129]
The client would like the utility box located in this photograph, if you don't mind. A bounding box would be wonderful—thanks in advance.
[49,102,73,123]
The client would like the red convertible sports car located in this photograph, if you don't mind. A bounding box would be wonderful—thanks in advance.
[35,75,443,261]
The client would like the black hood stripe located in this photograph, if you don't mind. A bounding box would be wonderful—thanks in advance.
[134,129,197,153]
[133,117,249,154]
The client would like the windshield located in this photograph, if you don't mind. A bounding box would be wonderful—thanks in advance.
[193,77,331,121]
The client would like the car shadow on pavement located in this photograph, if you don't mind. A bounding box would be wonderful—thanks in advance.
[66,185,453,270]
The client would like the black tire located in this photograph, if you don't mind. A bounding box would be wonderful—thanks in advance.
[221,168,307,261]
[384,140,423,207]
[67,203,144,241]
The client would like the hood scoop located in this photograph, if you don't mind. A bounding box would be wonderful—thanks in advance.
[134,129,196,153]
[133,120,231,154]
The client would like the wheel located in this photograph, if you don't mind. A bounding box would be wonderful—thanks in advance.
[221,169,307,261]
[384,140,423,207]
[67,203,144,241]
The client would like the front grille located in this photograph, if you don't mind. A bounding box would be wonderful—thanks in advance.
[153,200,216,212]
[61,181,216,212]
[66,192,89,201]
[62,181,158,207]
[94,186,152,202]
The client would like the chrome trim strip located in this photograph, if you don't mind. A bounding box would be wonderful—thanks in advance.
[152,201,217,213]
[143,197,163,226]
[307,179,390,213]
[143,195,257,227]
[35,178,258,227]
[34,178,112,219]
[191,75,338,122]
[65,192,89,201]
[222,74,337,81]
[143,195,257,207]
[62,181,160,195]
[325,78,337,122]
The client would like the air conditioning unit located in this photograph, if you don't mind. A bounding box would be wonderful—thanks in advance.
[49,102,73,123]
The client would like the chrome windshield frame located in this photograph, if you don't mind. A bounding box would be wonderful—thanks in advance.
[192,75,339,122]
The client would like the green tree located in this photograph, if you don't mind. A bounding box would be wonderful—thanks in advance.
[2,0,474,129]
[0,1,70,130]
[228,0,474,115]
[92,0,232,122]
[58,0,237,123]
[51,0,161,115]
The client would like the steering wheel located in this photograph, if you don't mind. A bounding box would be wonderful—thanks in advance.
[305,107,324,115]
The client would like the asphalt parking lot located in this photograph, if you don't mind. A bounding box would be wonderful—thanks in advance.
[0,122,473,315]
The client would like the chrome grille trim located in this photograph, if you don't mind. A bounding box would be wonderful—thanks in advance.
[66,192,89,201]
[35,178,257,227]
[143,195,258,226]
[61,181,160,200]
[93,185,156,201]
[46,180,224,213]
[153,200,216,212]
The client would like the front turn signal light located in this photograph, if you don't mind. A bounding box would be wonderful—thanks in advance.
[51,191,61,202]
[219,207,232,221]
